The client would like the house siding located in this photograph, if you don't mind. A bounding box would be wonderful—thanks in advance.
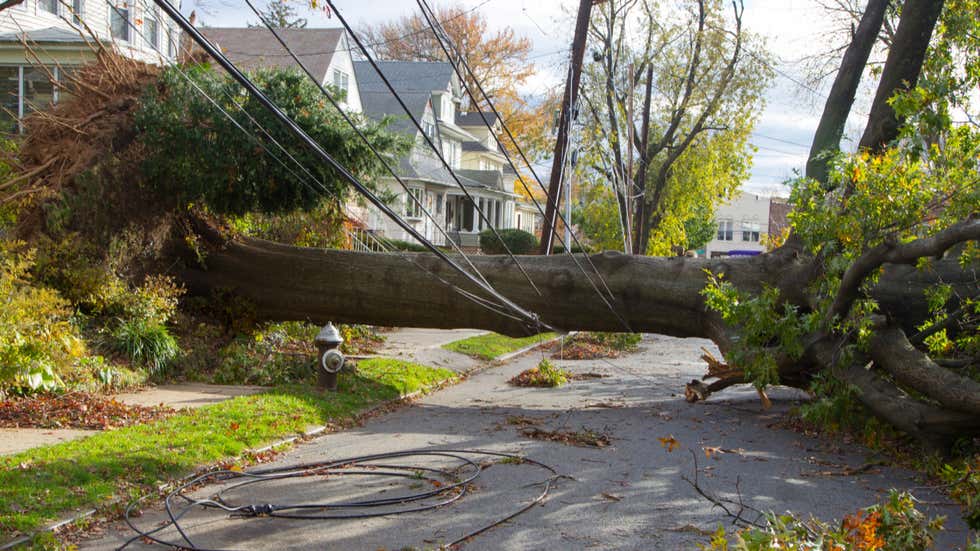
[0,0,181,65]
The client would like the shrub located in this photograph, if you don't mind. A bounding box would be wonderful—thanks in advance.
[703,490,945,550]
[0,241,87,394]
[479,228,538,255]
[211,322,316,386]
[135,66,410,216]
[108,318,180,374]
[509,359,569,388]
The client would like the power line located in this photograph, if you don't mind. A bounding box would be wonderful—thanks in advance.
[753,132,812,149]
[244,0,506,299]
[326,0,546,300]
[154,0,552,331]
[416,0,635,334]
[102,0,527,327]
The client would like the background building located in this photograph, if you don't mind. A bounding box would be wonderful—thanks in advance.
[701,191,787,258]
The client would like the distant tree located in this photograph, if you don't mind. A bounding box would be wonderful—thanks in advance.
[358,3,552,162]
[579,0,772,255]
[681,206,717,252]
[249,0,308,29]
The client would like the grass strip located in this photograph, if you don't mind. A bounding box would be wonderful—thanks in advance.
[0,358,455,539]
[442,332,556,361]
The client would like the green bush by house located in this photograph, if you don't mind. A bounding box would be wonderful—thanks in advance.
[479,228,538,255]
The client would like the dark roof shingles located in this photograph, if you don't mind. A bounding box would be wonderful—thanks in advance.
[199,27,343,81]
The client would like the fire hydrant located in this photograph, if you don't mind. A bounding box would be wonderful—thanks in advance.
[315,322,345,391]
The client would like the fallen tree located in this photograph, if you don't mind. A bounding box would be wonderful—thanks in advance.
[3,0,977,449]
[174,0,977,448]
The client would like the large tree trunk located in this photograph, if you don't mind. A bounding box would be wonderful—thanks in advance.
[178,233,968,341]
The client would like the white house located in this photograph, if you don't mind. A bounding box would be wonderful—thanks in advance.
[0,0,181,132]
[199,27,361,113]
[702,191,773,258]
[350,60,537,249]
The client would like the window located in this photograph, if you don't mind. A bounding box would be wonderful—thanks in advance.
[0,67,19,134]
[332,69,349,101]
[421,119,436,140]
[110,5,130,42]
[144,8,160,49]
[168,30,177,59]
[405,188,423,218]
[435,193,443,215]
[72,0,83,24]
[741,221,761,242]
[0,65,80,134]
[39,0,58,14]
[22,67,54,117]
[717,219,734,241]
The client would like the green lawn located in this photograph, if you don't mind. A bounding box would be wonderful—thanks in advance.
[0,358,455,540]
[442,332,557,361]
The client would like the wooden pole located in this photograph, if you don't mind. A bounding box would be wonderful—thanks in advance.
[539,0,595,255]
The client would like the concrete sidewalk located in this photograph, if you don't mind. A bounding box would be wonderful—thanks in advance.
[0,328,486,457]
[79,334,972,550]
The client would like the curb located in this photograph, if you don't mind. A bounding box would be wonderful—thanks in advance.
[0,375,455,550]
[493,332,571,364]
[0,332,566,549]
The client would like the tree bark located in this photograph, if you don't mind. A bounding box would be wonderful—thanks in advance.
[870,325,980,415]
[858,0,945,152]
[178,233,969,340]
[806,0,890,184]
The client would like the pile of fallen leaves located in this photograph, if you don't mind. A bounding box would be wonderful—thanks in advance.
[548,332,641,360]
[0,393,176,430]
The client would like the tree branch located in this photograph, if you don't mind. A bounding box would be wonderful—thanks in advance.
[827,216,979,324]
[871,325,980,415]
[806,0,890,184]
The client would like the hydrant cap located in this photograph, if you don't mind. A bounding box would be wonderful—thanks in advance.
[315,322,344,346]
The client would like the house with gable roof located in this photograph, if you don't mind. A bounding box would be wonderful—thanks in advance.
[350,60,537,249]
[199,26,361,113]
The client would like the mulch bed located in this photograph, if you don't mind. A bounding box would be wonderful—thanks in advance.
[0,393,177,430]
[545,334,638,360]
[520,427,612,448]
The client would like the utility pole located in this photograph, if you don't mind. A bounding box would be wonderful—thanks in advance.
[538,0,597,255]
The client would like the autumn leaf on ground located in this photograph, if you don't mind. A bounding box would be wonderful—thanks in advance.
[658,435,679,452]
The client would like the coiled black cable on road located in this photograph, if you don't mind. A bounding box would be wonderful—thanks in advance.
[120,449,564,550]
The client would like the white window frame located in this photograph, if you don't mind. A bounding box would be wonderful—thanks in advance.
[109,4,132,42]
[71,0,84,25]
[144,6,160,50]
[1,65,70,134]
[332,69,349,100]
[741,220,761,242]
[38,0,59,15]
[167,29,177,58]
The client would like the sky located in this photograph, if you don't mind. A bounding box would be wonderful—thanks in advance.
[180,0,876,197]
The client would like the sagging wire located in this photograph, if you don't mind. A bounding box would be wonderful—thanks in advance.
[99,1,523,328]
[415,0,634,334]
[152,0,553,332]
[325,0,545,299]
[120,449,565,550]
[242,0,500,294]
